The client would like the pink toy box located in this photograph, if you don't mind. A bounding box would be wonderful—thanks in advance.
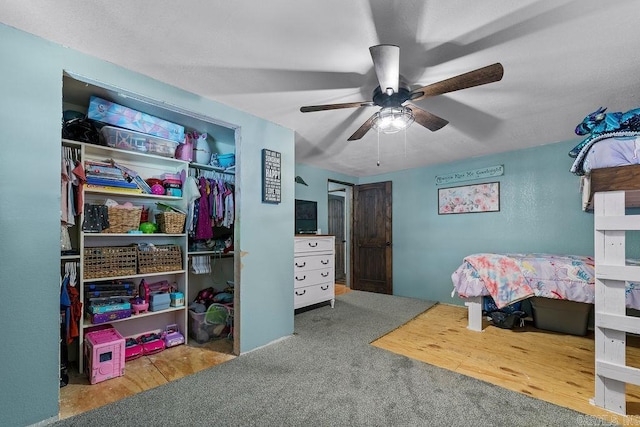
[84,328,125,384]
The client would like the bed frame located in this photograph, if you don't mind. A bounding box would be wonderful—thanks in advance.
[582,164,640,211]
[464,296,485,332]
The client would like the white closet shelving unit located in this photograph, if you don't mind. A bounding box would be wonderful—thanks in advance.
[593,190,640,414]
[64,139,189,373]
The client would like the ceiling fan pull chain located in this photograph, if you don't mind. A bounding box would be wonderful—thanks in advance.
[377,129,380,166]
[404,128,407,159]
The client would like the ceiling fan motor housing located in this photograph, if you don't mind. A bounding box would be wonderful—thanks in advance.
[372,86,412,108]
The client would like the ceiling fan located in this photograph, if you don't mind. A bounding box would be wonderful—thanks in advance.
[300,45,504,141]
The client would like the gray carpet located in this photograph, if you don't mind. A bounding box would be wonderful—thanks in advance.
[54,291,612,426]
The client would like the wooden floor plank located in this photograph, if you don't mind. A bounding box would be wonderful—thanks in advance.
[372,303,640,424]
[59,340,235,420]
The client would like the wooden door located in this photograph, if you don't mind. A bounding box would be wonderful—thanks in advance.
[328,194,345,282]
[352,181,392,294]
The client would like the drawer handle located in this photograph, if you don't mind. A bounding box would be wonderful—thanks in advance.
[295,290,306,296]
[308,242,318,247]
[295,275,306,281]
[321,285,329,291]
[295,261,306,268]
[321,272,330,277]
[321,259,329,265]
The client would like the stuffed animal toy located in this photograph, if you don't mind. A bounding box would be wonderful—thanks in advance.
[569,107,640,158]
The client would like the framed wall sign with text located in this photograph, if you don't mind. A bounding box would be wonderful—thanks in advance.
[262,149,281,204]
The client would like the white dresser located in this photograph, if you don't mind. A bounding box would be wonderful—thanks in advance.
[294,235,335,310]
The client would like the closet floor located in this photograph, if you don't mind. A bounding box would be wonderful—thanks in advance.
[59,340,235,420]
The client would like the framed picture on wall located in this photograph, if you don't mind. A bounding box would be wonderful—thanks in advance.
[438,181,500,215]
[262,149,281,203]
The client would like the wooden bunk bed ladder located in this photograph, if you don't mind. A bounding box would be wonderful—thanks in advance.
[593,190,640,415]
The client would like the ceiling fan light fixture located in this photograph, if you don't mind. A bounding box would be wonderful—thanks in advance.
[373,106,415,134]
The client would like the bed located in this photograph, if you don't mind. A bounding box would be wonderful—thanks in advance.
[451,253,640,331]
[570,132,640,210]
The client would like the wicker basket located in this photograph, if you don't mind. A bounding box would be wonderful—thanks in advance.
[155,212,186,234]
[84,246,137,279]
[137,244,182,274]
[103,206,142,233]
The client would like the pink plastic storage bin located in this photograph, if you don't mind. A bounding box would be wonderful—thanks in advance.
[84,328,125,384]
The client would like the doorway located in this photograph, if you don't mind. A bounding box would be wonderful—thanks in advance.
[327,180,352,288]
[352,181,393,294]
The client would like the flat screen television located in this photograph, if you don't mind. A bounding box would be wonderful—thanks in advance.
[295,199,317,234]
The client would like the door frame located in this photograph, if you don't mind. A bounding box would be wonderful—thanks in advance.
[327,179,353,288]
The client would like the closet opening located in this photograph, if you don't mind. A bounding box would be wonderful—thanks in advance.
[59,71,240,418]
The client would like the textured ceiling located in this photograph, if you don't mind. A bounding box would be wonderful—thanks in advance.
[2,0,640,176]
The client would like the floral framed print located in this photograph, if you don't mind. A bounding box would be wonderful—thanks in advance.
[438,181,500,215]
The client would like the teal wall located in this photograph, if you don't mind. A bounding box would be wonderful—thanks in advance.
[294,163,358,233]
[356,140,594,303]
[0,24,294,427]
[296,141,594,306]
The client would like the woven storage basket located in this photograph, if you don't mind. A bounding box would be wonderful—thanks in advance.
[137,244,182,274]
[155,212,186,234]
[84,246,137,279]
[103,206,142,233]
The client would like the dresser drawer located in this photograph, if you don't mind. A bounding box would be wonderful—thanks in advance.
[294,267,334,288]
[294,253,334,271]
[294,236,334,253]
[294,282,334,309]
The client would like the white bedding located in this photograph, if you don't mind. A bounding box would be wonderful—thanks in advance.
[582,134,640,174]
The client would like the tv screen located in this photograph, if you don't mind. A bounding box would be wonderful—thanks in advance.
[295,199,317,234]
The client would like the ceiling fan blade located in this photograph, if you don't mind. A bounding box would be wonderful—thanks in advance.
[408,105,449,132]
[300,101,375,113]
[370,44,400,93]
[410,63,504,101]
[347,113,378,141]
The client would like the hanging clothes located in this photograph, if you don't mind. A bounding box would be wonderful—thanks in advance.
[61,146,83,228]
[188,170,235,241]
[210,178,217,220]
[60,276,71,343]
[67,284,82,344]
[223,184,234,228]
[195,176,213,240]
[60,272,81,344]
[60,147,70,224]
[72,160,86,214]
[184,175,201,233]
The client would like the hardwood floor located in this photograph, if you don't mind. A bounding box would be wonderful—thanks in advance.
[59,339,235,420]
[372,303,640,425]
[335,283,351,296]
[60,284,351,420]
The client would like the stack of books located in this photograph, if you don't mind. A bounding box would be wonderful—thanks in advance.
[84,161,142,193]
